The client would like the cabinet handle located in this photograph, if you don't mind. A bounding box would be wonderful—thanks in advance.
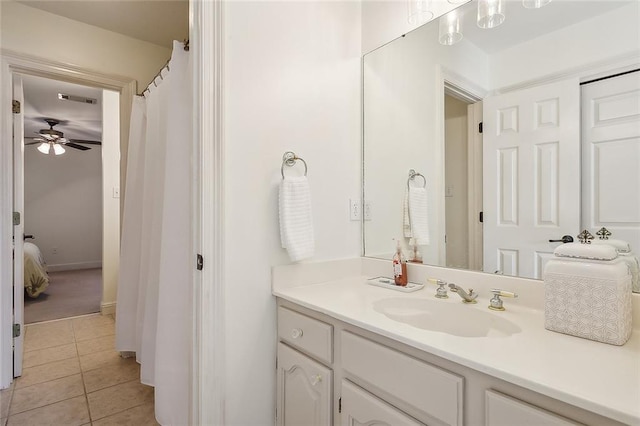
[291,328,303,339]
[310,374,322,386]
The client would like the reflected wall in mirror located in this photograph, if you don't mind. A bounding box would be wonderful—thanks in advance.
[363,0,640,290]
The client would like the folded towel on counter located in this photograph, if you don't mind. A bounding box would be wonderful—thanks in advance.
[408,186,430,245]
[554,243,618,261]
[593,238,632,253]
[279,176,315,262]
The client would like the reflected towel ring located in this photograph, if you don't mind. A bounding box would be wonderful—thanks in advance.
[407,169,426,189]
[281,151,308,179]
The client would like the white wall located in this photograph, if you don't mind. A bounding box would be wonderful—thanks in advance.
[102,90,120,311]
[363,22,489,262]
[490,2,640,90]
[444,95,468,269]
[224,1,362,423]
[0,1,171,89]
[24,141,102,270]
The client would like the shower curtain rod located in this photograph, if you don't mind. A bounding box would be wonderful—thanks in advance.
[138,39,189,96]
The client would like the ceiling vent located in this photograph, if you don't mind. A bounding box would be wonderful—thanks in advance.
[58,93,98,105]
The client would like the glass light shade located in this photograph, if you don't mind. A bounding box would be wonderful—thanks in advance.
[439,10,463,45]
[522,0,552,8]
[37,142,50,154]
[447,0,467,3]
[53,143,65,155]
[477,0,505,29]
[408,0,434,25]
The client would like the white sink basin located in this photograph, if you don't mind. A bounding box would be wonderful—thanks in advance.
[373,297,522,338]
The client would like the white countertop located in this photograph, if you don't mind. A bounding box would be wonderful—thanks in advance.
[272,259,640,425]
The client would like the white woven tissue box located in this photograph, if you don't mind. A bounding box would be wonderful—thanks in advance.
[544,244,632,346]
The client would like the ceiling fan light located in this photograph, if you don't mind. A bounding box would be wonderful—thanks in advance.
[37,142,51,154]
[53,143,66,155]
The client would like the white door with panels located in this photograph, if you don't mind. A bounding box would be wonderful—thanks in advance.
[276,343,332,426]
[12,75,25,377]
[581,70,640,252]
[483,78,581,279]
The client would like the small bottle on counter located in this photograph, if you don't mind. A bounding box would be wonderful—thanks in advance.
[408,239,423,264]
[392,239,408,286]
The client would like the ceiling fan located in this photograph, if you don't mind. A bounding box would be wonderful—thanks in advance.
[25,118,102,155]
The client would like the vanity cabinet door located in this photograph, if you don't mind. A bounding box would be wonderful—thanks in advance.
[341,380,425,426]
[486,390,581,426]
[277,343,332,426]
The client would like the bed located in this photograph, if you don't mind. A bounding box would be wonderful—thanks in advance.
[24,242,49,298]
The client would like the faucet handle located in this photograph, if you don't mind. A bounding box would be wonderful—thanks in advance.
[427,278,448,299]
[489,289,518,311]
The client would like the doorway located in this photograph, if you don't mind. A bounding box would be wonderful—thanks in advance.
[21,75,106,325]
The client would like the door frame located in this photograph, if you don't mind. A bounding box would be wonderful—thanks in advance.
[0,50,135,388]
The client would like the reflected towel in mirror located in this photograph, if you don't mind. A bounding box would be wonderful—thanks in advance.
[408,186,430,245]
[279,176,315,262]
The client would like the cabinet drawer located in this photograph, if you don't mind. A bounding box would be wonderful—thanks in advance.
[486,390,581,426]
[341,331,463,426]
[341,380,425,426]
[278,307,333,364]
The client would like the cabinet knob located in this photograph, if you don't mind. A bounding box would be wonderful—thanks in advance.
[291,328,303,339]
[310,374,322,386]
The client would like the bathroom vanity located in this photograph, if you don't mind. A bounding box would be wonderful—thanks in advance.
[273,258,640,426]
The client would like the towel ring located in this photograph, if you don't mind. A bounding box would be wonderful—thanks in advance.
[281,151,308,179]
[407,169,426,189]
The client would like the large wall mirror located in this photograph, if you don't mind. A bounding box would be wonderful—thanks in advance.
[363,0,640,290]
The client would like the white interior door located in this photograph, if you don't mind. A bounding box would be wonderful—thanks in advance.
[581,70,640,252]
[12,75,25,377]
[483,78,581,279]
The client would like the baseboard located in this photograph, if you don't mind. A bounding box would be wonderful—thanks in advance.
[100,302,116,316]
[47,261,102,272]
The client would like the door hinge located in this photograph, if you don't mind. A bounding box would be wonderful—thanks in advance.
[478,122,483,134]
[12,100,21,114]
[479,211,484,223]
[13,324,20,338]
[13,212,20,226]
[196,254,204,271]
[338,397,342,413]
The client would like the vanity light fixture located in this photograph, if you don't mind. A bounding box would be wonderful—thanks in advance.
[447,0,467,3]
[439,9,463,45]
[407,0,434,25]
[477,0,505,29]
[522,0,552,9]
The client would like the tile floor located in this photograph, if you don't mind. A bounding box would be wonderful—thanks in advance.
[0,314,158,426]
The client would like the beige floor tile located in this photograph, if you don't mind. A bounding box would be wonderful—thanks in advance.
[23,343,77,369]
[1,389,12,419]
[72,315,114,336]
[80,349,130,372]
[24,320,74,352]
[92,402,158,426]
[83,358,140,393]
[15,357,80,389]
[74,322,116,342]
[10,374,84,415]
[76,334,115,356]
[87,380,154,421]
[7,395,89,426]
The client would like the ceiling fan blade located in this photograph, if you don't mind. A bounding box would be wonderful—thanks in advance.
[68,139,102,145]
[25,141,44,146]
[65,142,91,151]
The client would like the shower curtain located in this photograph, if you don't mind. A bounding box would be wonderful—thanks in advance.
[116,41,192,425]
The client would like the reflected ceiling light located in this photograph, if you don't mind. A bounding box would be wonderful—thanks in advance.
[408,0,434,25]
[37,142,50,155]
[52,143,66,156]
[439,10,463,45]
[447,0,467,3]
[522,0,552,8]
[477,0,505,29]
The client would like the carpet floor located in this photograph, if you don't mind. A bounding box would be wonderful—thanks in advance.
[24,268,102,324]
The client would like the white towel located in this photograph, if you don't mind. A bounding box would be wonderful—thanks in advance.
[279,176,315,262]
[408,186,430,245]
[403,188,412,238]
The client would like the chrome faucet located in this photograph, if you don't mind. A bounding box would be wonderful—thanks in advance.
[448,283,478,304]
